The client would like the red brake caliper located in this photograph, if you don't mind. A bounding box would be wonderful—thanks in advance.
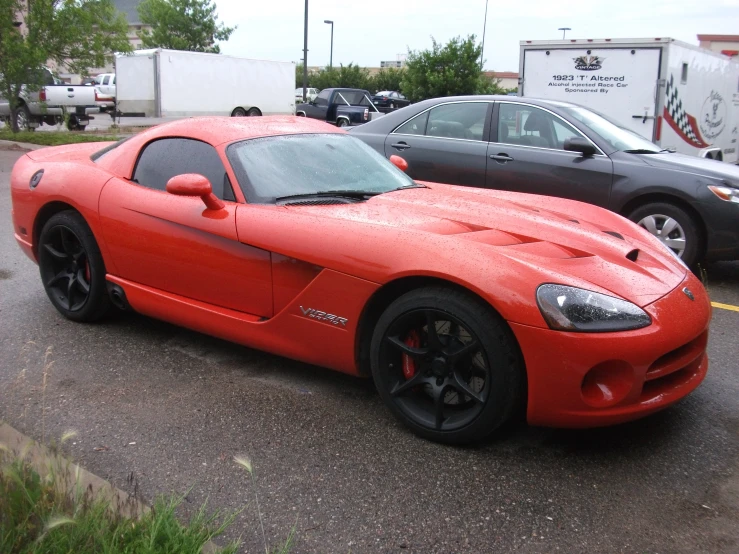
[402,330,420,379]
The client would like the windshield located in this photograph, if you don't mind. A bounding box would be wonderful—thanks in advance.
[228,133,416,203]
[559,106,661,153]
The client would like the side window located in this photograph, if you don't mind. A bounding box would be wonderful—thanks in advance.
[497,104,583,150]
[314,90,331,107]
[426,102,488,141]
[112,75,116,85]
[132,138,235,201]
[394,111,429,136]
[102,76,110,85]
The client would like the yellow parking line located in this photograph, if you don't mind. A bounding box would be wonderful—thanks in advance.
[712,302,739,312]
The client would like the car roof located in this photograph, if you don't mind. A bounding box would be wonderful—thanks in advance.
[96,116,343,178]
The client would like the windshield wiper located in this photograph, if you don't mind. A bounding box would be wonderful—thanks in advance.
[622,148,671,154]
[275,190,384,203]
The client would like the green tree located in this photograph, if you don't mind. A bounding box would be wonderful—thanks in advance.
[401,35,503,102]
[310,63,371,91]
[137,0,235,53]
[370,67,405,94]
[0,0,131,132]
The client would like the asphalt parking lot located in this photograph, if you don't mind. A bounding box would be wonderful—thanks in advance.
[1,147,738,553]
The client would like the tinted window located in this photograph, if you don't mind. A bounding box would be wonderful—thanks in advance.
[497,104,584,150]
[426,102,488,141]
[394,111,429,136]
[133,138,235,201]
[102,76,110,85]
[314,89,331,106]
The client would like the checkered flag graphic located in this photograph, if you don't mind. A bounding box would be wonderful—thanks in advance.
[664,75,709,148]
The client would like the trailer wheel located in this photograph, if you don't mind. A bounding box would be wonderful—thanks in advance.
[231,108,247,117]
[247,108,262,116]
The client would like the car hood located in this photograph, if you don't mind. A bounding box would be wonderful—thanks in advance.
[634,152,739,183]
[285,184,687,307]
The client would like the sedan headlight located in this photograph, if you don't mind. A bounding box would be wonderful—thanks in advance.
[708,185,739,204]
[536,284,651,332]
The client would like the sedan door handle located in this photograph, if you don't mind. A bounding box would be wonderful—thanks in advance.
[391,142,411,151]
[490,154,513,162]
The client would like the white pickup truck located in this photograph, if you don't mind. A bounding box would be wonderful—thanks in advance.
[0,68,100,131]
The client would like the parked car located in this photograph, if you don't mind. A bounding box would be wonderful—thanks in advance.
[295,87,319,103]
[10,116,710,444]
[296,88,383,127]
[94,73,116,98]
[0,67,99,131]
[349,95,739,267]
[372,90,410,112]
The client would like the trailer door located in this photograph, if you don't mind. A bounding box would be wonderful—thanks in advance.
[521,47,662,140]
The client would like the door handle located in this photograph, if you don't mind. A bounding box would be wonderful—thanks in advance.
[391,142,411,150]
[490,154,513,162]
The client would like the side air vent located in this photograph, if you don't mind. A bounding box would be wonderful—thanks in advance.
[626,249,639,262]
[603,230,624,240]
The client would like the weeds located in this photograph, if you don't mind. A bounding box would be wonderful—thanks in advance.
[0,130,121,146]
[0,442,242,553]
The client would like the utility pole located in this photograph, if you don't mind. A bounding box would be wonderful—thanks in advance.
[480,0,489,70]
[303,0,309,102]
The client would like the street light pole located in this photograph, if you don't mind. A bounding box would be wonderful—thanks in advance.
[480,0,488,70]
[302,0,309,102]
[558,27,571,40]
[324,20,334,70]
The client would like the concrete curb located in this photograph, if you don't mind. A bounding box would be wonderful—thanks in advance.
[0,139,46,152]
[0,422,219,553]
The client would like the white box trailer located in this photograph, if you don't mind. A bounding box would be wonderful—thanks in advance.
[519,38,739,163]
[116,49,295,119]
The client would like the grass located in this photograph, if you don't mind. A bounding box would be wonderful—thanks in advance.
[0,129,121,147]
[0,442,242,553]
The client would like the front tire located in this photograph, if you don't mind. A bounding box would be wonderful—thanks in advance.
[628,202,702,267]
[370,287,524,444]
[38,211,111,322]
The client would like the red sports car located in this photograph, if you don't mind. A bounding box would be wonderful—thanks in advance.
[10,117,711,444]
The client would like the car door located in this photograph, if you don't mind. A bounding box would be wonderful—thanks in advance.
[384,101,492,186]
[486,102,614,208]
[98,137,273,317]
[304,89,330,120]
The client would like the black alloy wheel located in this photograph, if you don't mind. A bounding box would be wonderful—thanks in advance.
[371,287,524,444]
[38,211,111,322]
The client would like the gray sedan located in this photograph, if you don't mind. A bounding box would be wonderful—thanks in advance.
[349,96,739,267]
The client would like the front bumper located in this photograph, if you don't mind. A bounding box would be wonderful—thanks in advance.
[512,271,711,428]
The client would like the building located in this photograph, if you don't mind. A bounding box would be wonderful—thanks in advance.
[697,34,739,57]
[483,71,519,91]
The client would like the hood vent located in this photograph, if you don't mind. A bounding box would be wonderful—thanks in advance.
[283,198,356,206]
[626,249,639,262]
[603,230,624,240]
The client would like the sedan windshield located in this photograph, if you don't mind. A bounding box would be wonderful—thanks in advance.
[559,106,662,153]
[227,133,417,203]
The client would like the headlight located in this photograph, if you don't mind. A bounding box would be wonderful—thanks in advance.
[536,284,651,332]
[708,185,739,204]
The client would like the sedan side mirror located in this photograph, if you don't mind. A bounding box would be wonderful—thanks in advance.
[563,137,597,157]
[389,155,409,172]
[166,173,225,210]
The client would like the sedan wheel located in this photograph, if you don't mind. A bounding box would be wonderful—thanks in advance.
[628,202,701,267]
[39,211,111,322]
[371,287,524,444]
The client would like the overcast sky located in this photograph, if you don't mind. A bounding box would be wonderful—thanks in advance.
[215,0,739,71]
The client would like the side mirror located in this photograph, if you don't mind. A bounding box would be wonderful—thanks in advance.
[166,173,225,210]
[389,155,408,172]
[563,137,597,157]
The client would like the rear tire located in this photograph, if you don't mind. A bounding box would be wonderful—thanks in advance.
[38,211,111,322]
[337,119,349,128]
[628,202,702,267]
[370,287,524,444]
[14,105,33,131]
